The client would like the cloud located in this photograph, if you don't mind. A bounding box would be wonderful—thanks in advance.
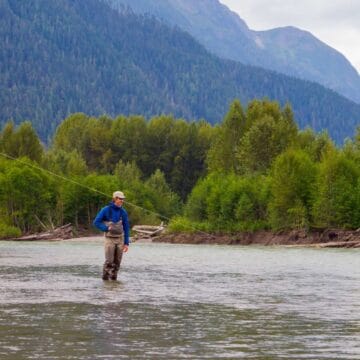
[220,0,360,28]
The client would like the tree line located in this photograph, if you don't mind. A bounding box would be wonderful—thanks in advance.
[172,100,360,232]
[0,99,359,238]
[0,113,211,237]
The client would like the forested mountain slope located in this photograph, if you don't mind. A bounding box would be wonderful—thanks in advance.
[0,0,359,142]
[108,0,360,104]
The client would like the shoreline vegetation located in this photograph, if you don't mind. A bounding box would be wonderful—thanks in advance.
[0,100,359,241]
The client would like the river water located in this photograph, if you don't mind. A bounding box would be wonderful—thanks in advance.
[0,239,359,359]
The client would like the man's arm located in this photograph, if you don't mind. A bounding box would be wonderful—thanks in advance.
[93,207,109,232]
[122,209,130,246]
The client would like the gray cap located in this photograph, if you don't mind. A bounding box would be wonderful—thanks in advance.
[112,191,126,199]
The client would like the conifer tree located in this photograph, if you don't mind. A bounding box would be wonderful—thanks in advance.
[207,99,246,173]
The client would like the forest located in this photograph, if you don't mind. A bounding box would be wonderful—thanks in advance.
[0,99,359,238]
[1,0,360,143]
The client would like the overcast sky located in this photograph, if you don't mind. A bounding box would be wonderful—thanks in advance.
[219,0,360,74]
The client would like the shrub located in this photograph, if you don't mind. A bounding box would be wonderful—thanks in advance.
[0,223,21,239]
[167,216,212,233]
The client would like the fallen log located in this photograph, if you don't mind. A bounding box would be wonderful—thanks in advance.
[316,240,360,248]
[285,240,360,248]
[12,223,73,241]
[132,222,165,240]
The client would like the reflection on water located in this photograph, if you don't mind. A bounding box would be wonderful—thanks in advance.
[0,240,359,359]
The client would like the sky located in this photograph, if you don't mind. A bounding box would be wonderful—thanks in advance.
[219,0,360,74]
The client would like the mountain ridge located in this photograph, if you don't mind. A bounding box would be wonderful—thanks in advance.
[0,0,359,143]
[108,0,360,104]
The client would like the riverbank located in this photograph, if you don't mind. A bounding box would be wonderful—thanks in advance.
[2,228,360,248]
[153,228,360,248]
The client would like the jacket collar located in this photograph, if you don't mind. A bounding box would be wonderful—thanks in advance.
[109,202,122,210]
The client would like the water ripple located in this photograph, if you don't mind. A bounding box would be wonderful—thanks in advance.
[0,240,359,359]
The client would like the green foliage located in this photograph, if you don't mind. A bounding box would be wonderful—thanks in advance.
[207,99,298,175]
[59,174,117,227]
[268,149,317,230]
[342,129,360,167]
[52,113,113,172]
[355,127,360,148]
[0,121,43,163]
[121,169,182,225]
[0,222,21,239]
[43,149,88,177]
[207,100,246,173]
[184,173,219,222]
[114,160,143,187]
[52,113,89,153]
[295,128,335,162]
[1,97,359,237]
[0,111,192,235]
[0,158,55,232]
[185,173,269,232]
[111,115,148,173]
[56,167,182,229]
[167,216,211,234]
[238,100,298,174]
[167,216,196,233]
[312,152,360,228]
[53,113,212,199]
[145,169,182,217]
[239,115,278,173]
[0,122,17,157]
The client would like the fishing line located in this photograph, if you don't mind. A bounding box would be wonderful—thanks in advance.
[0,152,213,237]
[0,152,171,221]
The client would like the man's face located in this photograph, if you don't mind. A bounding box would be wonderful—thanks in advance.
[114,197,124,207]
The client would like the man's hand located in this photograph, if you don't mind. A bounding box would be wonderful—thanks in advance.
[123,245,129,253]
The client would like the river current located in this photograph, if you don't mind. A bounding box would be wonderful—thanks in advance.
[0,239,359,359]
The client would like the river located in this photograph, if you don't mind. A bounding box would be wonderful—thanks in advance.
[0,239,359,359]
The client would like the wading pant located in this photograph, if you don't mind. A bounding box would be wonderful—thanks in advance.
[103,237,123,280]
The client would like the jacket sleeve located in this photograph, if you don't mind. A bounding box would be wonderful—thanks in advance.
[93,206,109,232]
[122,209,130,246]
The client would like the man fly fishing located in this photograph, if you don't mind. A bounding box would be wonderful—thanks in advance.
[93,191,130,281]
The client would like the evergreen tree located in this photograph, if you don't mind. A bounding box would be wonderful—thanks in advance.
[0,121,17,157]
[207,99,246,173]
[145,169,182,218]
[110,115,148,172]
[238,100,297,174]
[114,160,143,187]
[0,121,43,163]
[296,129,335,162]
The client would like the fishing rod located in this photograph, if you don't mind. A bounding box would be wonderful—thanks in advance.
[0,151,214,238]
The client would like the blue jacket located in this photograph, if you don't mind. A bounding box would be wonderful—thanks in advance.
[93,202,130,245]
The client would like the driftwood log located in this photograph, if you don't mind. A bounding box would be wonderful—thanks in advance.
[13,223,73,241]
[132,223,165,240]
[290,240,360,248]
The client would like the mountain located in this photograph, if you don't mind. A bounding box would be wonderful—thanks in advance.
[108,0,360,104]
[256,26,360,104]
[0,0,359,143]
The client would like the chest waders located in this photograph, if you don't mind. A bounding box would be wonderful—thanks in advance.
[103,214,124,281]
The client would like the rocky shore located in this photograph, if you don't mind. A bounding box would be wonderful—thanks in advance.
[153,228,360,248]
